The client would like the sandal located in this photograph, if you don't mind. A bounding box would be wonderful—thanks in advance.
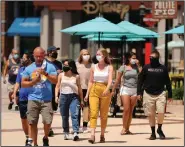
[88,135,95,144]
[126,130,133,135]
[120,129,127,135]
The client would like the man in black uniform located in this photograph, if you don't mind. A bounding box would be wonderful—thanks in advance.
[46,46,62,137]
[137,50,172,140]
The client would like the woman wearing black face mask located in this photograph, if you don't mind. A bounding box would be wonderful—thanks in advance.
[137,50,172,140]
[55,59,83,141]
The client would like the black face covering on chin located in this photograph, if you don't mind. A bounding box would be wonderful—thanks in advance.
[63,66,71,72]
[50,52,58,59]
[150,57,160,67]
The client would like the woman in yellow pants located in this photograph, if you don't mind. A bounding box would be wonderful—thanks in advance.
[84,48,113,144]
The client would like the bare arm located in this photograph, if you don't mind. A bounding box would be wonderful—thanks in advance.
[55,73,62,102]
[85,66,94,98]
[77,75,83,102]
[37,68,57,84]
[3,60,9,81]
[21,76,41,88]
[13,83,20,96]
[46,74,57,84]
[111,71,123,93]
[105,65,113,92]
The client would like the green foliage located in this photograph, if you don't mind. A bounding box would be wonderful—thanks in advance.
[172,87,184,100]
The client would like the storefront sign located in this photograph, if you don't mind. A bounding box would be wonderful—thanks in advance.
[143,13,159,27]
[19,22,40,27]
[82,1,130,19]
[152,1,177,19]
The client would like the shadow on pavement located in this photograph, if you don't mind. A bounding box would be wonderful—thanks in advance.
[131,132,151,135]
[162,137,181,140]
[145,137,181,140]
[102,140,127,144]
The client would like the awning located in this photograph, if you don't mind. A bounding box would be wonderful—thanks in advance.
[7,17,40,37]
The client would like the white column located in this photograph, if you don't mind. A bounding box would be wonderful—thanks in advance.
[172,7,181,41]
[40,7,50,51]
[157,19,166,64]
[53,11,71,61]
[13,2,20,52]
[125,12,129,53]
[14,35,20,51]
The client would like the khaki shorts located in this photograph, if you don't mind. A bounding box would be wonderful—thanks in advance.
[27,100,53,125]
[7,82,15,92]
[143,91,166,116]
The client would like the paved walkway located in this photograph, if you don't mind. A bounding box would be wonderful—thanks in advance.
[1,81,184,146]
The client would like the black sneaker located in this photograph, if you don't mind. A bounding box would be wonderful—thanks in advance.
[149,134,156,140]
[43,137,49,146]
[25,139,28,146]
[26,139,33,146]
[8,102,14,110]
[48,129,54,137]
[157,129,166,139]
[15,105,19,111]
[73,133,79,141]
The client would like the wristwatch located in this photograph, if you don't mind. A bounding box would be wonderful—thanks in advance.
[45,72,48,77]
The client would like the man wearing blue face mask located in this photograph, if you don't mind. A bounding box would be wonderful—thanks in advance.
[3,48,21,110]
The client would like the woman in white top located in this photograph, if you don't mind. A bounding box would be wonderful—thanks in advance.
[55,59,83,141]
[76,49,92,133]
[85,48,113,144]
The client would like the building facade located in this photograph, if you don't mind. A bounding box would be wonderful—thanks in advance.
[1,1,184,66]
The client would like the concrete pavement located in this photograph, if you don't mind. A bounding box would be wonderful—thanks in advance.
[1,81,184,146]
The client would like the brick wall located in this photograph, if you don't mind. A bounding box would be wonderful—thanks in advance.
[1,1,5,55]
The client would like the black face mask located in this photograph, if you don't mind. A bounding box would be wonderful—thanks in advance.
[50,52,58,59]
[150,57,160,67]
[63,66,71,72]
[21,59,29,66]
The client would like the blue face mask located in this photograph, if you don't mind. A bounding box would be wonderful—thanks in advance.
[13,54,19,59]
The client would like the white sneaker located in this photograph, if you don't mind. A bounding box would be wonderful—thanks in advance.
[78,128,84,133]
[64,133,70,140]
[73,132,79,141]
[83,127,88,133]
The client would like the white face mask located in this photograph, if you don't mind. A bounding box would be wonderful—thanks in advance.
[130,59,136,64]
[82,55,90,61]
[96,55,103,62]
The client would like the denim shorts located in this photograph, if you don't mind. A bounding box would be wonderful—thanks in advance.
[18,101,28,119]
[120,86,137,96]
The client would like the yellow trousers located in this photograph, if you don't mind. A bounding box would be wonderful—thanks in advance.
[89,82,111,128]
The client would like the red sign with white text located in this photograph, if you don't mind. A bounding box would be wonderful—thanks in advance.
[143,13,159,27]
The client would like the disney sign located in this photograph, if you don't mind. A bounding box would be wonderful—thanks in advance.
[82,1,130,20]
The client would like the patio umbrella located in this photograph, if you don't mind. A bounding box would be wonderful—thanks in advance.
[156,40,184,49]
[118,21,159,37]
[89,37,121,41]
[126,38,146,41]
[60,17,136,47]
[165,25,184,34]
[88,37,145,42]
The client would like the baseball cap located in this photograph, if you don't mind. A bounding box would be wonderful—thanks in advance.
[47,46,60,51]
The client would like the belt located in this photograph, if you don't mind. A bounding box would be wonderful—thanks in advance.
[31,100,51,103]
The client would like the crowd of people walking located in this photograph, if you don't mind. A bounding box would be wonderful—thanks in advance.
[2,46,172,146]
